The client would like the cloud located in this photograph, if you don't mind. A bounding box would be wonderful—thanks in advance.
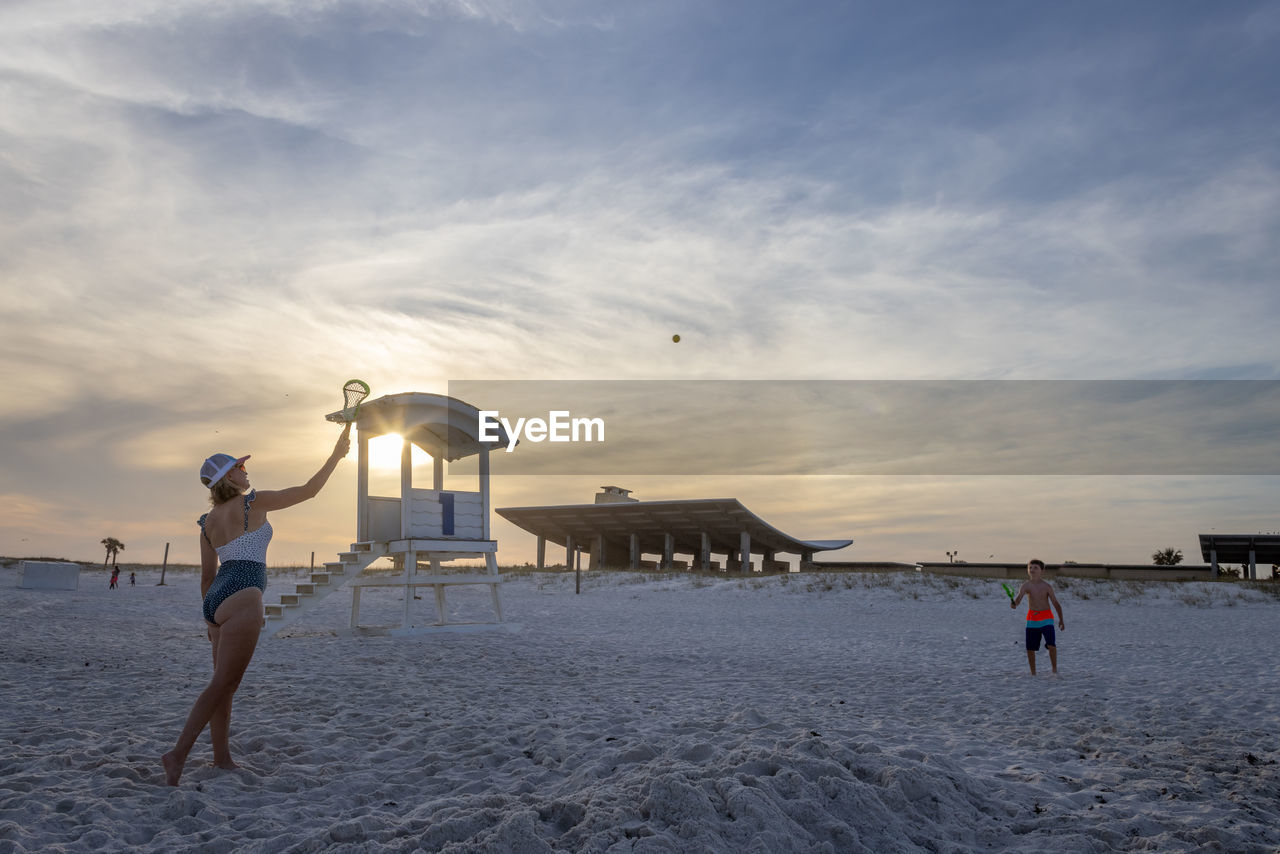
[5,2,1277,376]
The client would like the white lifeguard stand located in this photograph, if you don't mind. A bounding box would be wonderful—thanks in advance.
[263,392,511,637]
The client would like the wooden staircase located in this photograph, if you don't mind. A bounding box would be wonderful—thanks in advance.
[263,542,387,638]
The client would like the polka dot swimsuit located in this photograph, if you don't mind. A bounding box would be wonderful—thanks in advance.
[215,518,273,564]
[200,491,271,625]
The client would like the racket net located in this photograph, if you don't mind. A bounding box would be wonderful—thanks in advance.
[325,379,371,422]
[344,379,370,411]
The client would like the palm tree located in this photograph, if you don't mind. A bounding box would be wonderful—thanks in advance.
[101,537,125,567]
[1151,547,1183,566]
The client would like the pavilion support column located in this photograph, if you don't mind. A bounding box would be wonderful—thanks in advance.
[630,534,640,570]
[1210,548,1218,579]
[701,533,711,572]
[536,536,546,570]
[663,534,674,570]
[740,531,751,574]
[566,536,575,571]
[592,535,606,570]
[1249,548,1257,581]
[801,549,815,569]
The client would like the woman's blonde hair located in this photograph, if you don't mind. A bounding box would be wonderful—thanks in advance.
[208,479,245,505]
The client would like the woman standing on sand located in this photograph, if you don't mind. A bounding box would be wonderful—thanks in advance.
[163,424,350,786]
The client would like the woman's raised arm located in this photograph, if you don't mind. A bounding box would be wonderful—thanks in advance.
[251,423,351,513]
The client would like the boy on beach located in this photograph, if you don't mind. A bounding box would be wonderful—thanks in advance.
[1011,559,1065,675]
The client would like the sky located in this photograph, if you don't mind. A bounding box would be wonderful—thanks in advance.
[2,0,1278,571]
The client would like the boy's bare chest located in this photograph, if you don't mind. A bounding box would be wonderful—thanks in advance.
[1024,581,1052,605]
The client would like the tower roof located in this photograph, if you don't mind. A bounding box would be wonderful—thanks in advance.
[328,392,512,461]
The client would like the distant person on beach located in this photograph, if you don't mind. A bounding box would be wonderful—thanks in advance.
[109,568,119,589]
[1011,559,1065,675]
[130,571,136,586]
[162,423,351,786]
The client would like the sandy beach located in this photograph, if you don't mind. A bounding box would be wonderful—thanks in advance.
[2,566,1278,853]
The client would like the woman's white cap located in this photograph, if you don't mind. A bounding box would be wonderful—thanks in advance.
[200,453,250,487]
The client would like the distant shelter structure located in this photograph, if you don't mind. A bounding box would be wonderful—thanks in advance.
[497,488,852,572]
[1199,533,1280,580]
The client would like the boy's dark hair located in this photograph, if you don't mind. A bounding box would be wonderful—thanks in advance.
[1028,558,1045,569]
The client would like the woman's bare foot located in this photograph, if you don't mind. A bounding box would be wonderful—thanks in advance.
[211,758,240,770]
[162,751,184,786]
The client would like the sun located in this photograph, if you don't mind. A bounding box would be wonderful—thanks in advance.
[368,433,406,470]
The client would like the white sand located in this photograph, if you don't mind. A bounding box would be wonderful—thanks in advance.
[1,567,1278,853]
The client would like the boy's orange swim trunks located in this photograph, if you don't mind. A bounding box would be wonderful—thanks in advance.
[1025,609,1056,650]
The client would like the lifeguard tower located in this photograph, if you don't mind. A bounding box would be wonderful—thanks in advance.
[263,392,512,637]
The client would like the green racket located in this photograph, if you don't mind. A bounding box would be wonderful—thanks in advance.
[1001,582,1016,603]
[327,379,370,423]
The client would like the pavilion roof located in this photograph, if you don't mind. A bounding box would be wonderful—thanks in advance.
[497,498,852,557]
[1198,533,1280,564]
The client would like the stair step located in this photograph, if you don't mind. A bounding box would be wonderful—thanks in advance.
[264,543,389,638]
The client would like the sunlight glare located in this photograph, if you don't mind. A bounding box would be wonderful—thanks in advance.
[368,433,406,470]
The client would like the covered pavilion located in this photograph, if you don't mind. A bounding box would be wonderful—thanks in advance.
[1198,533,1280,580]
[497,489,852,572]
